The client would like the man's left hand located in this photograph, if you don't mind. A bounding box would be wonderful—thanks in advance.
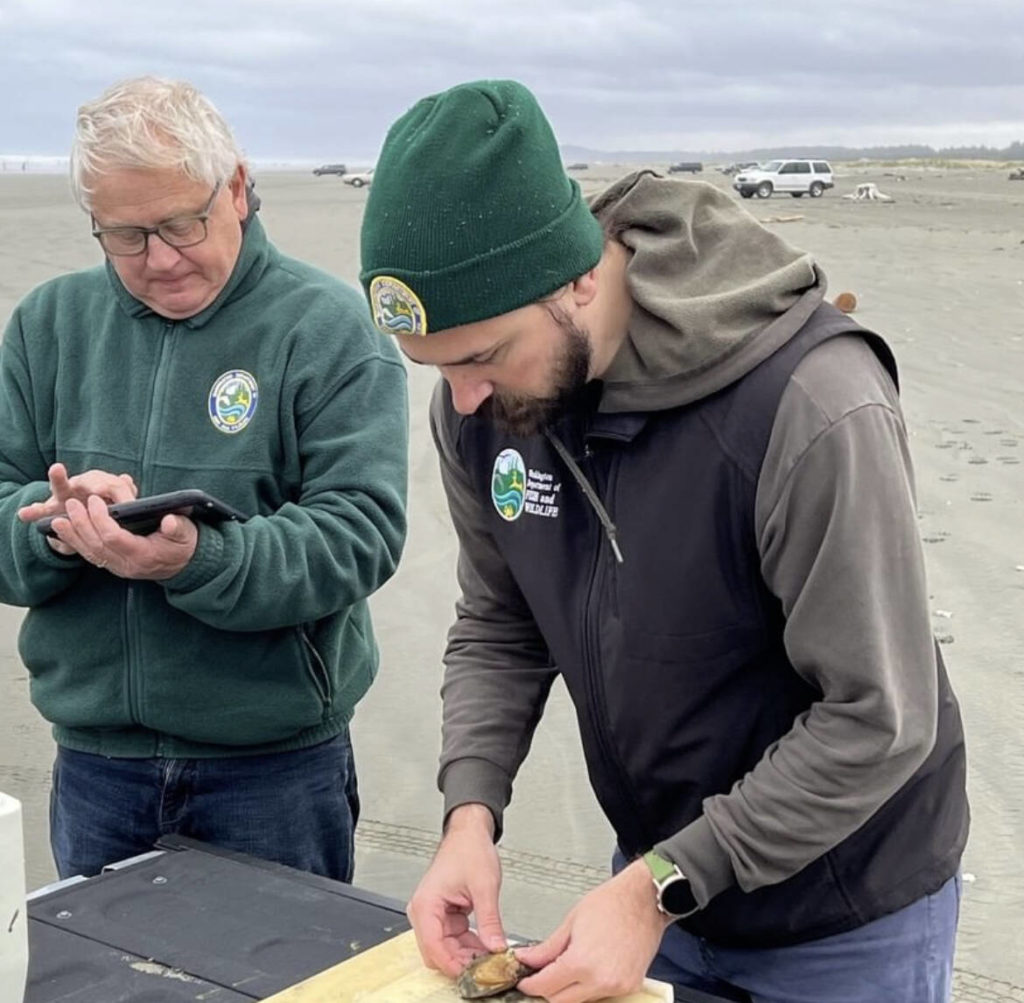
[48,494,199,580]
[514,859,673,1003]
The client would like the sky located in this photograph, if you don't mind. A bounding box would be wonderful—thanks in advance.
[1,0,1022,161]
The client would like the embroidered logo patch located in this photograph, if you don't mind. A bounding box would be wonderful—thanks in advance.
[208,370,258,434]
[491,449,527,521]
[369,276,427,336]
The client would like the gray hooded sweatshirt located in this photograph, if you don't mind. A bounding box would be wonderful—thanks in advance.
[430,171,951,911]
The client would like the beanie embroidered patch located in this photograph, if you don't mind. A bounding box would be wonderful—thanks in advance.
[368,276,428,336]
[360,79,605,335]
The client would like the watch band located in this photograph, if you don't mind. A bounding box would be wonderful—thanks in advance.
[642,849,679,884]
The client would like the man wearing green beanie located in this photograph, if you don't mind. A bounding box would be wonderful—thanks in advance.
[361,80,967,1003]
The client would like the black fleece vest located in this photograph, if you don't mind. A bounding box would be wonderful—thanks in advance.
[451,304,968,947]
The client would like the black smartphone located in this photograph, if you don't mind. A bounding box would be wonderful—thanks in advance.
[36,489,248,538]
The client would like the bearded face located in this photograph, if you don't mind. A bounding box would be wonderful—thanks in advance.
[478,306,593,436]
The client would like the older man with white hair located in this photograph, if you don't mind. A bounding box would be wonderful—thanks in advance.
[0,77,408,882]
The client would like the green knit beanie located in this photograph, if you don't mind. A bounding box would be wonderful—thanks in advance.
[360,79,605,335]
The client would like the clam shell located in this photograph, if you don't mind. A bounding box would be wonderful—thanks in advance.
[455,948,535,999]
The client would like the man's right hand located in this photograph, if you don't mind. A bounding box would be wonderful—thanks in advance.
[17,463,138,556]
[406,803,507,977]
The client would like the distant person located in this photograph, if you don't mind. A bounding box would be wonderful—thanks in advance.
[359,79,968,1003]
[0,76,408,882]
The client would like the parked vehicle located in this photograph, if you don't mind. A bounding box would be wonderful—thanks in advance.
[312,163,347,176]
[668,161,703,174]
[566,162,589,170]
[342,168,374,188]
[732,159,834,198]
[719,161,760,176]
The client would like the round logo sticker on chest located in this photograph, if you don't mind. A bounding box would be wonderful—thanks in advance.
[209,370,258,434]
[492,449,526,521]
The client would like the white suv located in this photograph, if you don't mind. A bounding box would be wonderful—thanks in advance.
[342,168,374,188]
[733,159,834,199]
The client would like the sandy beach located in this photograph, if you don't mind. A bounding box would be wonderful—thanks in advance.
[1,165,1022,999]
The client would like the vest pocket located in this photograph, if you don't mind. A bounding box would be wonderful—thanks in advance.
[619,621,765,666]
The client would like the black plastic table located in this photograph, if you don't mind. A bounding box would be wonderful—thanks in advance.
[25,835,734,1002]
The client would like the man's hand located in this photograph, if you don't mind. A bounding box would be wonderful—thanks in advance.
[406,803,507,978]
[18,463,138,557]
[45,494,198,580]
[18,463,137,524]
[514,859,673,1003]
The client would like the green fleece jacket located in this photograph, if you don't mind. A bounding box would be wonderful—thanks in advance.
[0,216,408,757]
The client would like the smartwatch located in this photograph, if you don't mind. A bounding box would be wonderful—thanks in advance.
[642,850,700,919]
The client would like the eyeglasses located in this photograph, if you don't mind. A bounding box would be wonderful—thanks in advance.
[91,182,223,257]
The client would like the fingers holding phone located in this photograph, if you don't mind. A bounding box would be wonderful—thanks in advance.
[37,489,244,579]
[47,494,200,580]
[17,463,138,528]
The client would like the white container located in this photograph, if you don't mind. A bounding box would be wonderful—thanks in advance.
[0,793,28,1003]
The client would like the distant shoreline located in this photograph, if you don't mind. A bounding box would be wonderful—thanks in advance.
[0,157,370,175]
[3,155,1020,178]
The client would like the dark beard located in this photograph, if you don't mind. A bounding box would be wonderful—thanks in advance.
[479,310,593,437]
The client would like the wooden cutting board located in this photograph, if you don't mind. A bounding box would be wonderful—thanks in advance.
[263,929,673,1002]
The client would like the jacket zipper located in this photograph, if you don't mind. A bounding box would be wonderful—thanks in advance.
[125,321,176,725]
[577,444,652,852]
[546,432,623,563]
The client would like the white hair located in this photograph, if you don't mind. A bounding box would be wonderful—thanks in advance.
[70,76,246,211]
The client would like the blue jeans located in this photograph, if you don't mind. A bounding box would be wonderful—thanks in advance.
[614,851,960,1003]
[50,731,359,882]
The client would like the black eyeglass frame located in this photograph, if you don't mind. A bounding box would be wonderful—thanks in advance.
[90,181,224,257]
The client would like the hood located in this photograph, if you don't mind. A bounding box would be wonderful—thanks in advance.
[591,171,826,412]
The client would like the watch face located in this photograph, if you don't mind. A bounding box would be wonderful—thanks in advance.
[662,875,699,917]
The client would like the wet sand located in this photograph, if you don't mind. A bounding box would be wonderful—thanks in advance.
[1,167,1022,996]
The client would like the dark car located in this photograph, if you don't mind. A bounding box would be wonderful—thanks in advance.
[668,161,703,174]
[312,163,347,176]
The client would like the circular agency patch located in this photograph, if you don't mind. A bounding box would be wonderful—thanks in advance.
[369,276,427,336]
[492,448,526,521]
[208,370,259,434]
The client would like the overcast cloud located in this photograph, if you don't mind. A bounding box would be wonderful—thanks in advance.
[1,0,1022,160]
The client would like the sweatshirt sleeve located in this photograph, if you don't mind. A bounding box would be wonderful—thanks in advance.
[430,380,558,838]
[656,335,940,907]
[0,309,86,607]
[161,350,409,630]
